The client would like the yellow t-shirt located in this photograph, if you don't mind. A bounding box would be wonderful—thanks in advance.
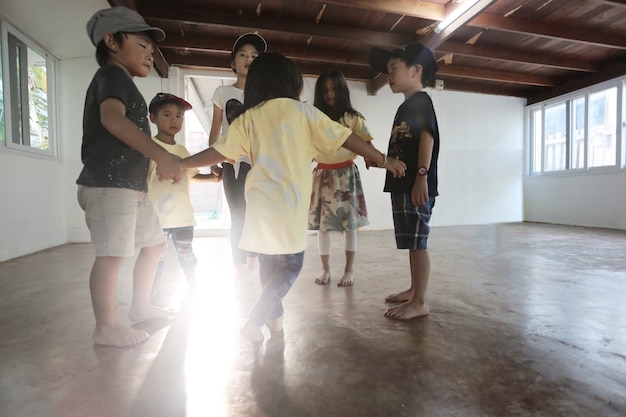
[147,139,200,229]
[314,113,373,164]
[213,98,352,254]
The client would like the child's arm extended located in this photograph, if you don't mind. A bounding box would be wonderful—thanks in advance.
[100,98,183,183]
[181,147,229,170]
[341,133,406,177]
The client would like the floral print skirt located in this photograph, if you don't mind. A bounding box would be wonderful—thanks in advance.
[308,162,369,231]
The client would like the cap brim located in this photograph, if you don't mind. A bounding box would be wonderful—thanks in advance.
[369,47,393,74]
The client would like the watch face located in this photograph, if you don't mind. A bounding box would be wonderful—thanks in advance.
[418,167,427,175]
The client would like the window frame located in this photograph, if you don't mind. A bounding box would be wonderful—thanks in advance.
[0,20,58,158]
[526,76,625,176]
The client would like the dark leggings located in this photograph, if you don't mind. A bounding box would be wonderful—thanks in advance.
[222,162,255,264]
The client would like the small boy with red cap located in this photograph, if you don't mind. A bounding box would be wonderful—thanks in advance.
[147,93,220,301]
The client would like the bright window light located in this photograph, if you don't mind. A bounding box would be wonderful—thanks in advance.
[435,0,480,33]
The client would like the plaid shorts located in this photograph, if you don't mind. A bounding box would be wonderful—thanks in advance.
[391,193,435,250]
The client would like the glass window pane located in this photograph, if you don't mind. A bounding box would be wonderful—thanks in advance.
[531,109,542,173]
[588,87,617,167]
[0,36,4,143]
[7,32,50,151]
[544,103,566,171]
[27,47,48,150]
[571,96,585,169]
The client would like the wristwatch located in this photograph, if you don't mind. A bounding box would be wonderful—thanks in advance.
[417,166,428,176]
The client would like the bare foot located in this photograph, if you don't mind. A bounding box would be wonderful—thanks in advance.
[385,289,412,303]
[314,271,331,285]
[128,305,175,322]
[93,324,150,347]
[337,271,354,287]
[384,301,429,320]
[240,320,264,343]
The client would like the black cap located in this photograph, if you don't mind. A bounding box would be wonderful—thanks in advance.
[231,33,267,60]
[149,93,192,114]
[370,43,438,83]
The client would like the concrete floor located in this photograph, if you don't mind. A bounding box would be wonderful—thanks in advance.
[1,222,625,417]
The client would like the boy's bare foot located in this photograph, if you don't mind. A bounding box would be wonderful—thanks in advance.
[128,305,175,322]
[314,271,331,285]
[240,321,264,343]
[337,271,354,287]
[384,289,412,303]
[93,324,150,347]
[384,301,429,320]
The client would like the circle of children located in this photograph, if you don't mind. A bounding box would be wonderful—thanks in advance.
[77,6,440,347]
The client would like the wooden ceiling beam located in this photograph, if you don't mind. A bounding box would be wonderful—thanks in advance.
[437,42,601,73]
[145,9,414,48]
[437,65,558,87]
[305,0,444,20]
[468,12,626,50]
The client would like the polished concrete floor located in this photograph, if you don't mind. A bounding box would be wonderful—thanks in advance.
[1,222,625,417]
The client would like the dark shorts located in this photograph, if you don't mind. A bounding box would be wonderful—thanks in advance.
[391,193,435,250]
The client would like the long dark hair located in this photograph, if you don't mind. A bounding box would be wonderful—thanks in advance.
[313,69,363,122]
[242,52,303,112]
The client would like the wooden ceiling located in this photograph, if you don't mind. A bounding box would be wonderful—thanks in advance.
[111,0,626,104]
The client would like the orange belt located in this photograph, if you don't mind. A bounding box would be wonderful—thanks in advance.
[315,160,355,170]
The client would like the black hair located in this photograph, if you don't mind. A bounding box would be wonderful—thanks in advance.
[313,69,363,122]
[233,52,302,120]
[94,31,158,67]
[389,53,435,86]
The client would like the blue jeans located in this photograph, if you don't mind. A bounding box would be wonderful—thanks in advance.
[248,252,305,325]
[155,226,197,283]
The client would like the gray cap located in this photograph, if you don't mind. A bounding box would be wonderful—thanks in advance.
[86,6,165,46]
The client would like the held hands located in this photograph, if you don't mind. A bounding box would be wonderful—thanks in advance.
[156,153,185,184]
[381,154,406,178]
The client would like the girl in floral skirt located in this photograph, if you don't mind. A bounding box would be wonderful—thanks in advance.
[308,69,373,287]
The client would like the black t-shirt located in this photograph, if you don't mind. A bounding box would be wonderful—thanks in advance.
[76,64,151,192]
[383,91,440,197]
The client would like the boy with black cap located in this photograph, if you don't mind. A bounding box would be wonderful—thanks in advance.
[77,6,182,347]
[369,42,441,320]
[208,33,267,273]
[147,93,219,301]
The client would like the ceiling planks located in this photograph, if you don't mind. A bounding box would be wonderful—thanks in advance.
[109,0,626,103]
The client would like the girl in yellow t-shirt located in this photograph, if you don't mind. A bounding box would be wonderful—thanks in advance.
[181,52,406,344]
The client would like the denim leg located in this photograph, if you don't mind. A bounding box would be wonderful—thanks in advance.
[170,226,197,282]
[248,252,305,326]
[154,230,171,282]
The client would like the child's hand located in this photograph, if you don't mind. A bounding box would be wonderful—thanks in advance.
[211,165,224,178]
[383,157,406,178]
[411,181,429,207]
[364,158,378,169]
[156,153,184,184]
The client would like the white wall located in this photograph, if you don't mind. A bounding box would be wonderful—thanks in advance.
[0,56,526,261]
[334,82,526,229]
[524,172,626,229]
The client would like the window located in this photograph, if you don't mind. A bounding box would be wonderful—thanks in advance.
[527,80,624,175]
[1,22,57,156]
[588,87,617,168]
